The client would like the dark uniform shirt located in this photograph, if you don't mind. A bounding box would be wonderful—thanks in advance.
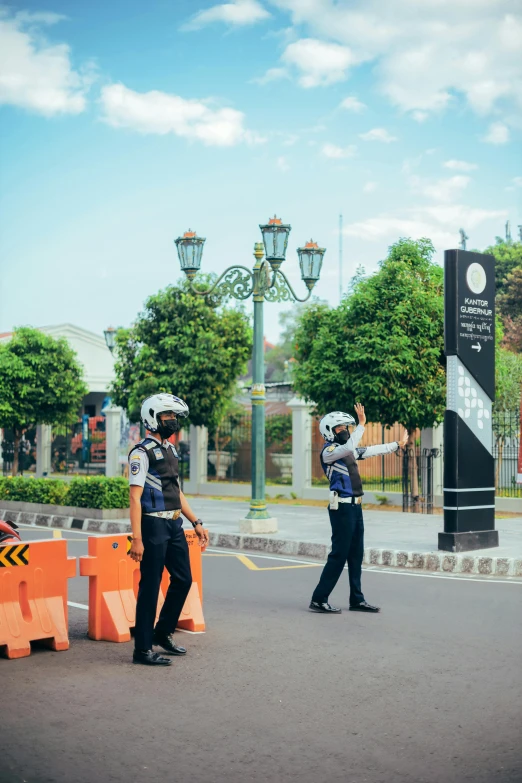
[129,437,181,514]
[320,425,399,497]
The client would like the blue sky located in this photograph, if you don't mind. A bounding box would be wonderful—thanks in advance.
[0,0,521,342]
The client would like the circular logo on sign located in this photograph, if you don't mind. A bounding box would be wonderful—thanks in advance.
[466,262,487,294]
[112,542,119,549]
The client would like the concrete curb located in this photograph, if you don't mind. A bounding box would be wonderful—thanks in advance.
[4,508,522,578]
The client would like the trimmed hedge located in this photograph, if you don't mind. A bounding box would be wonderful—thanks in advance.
[0,476,129,510]
[67,477,129,510]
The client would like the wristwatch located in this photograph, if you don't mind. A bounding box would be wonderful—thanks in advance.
[192,519,203,528]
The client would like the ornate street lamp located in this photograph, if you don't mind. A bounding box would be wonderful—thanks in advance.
[104,326,117,354]
[174,218,326,534]
[297,240,326,290]
[174,230,206,280]
[259,215,291,271]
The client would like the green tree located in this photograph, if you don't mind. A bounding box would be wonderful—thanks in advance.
[264,307,312,383]
[498,265,522,320]
[0,328,87,475]
[292,238,444,502]
[293,238,445,436]
[111,280,252,431]
[483,238,522,294]
[498,265,522,352]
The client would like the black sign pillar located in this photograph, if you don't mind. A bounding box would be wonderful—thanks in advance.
[439,249,499,552]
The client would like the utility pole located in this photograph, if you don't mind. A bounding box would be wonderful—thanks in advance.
[505,220,511,242]
[459,228,468,251]
[339,213,343,302]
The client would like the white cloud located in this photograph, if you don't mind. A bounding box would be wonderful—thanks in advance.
[410,174,471,203]
[251,67,289,85]
[444,159,478,172]
[281,38,356,88]
[482,122,510,144]
[100,83,263,146]
[0,10,93,116]
[344,204,506,250]
[363,181,377,193]
[277,156,290,172]
[412,110,429,123]
[182,0,270,30]
[321,143,357,159]
[359,127,397,143]
[339,95,366,112]
[268,0,522,119]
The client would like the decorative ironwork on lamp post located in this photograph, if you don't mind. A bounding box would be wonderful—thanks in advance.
[175,219,326,529]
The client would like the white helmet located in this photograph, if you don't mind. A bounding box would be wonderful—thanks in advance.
[319,411,356,442]
[140,393,189,432]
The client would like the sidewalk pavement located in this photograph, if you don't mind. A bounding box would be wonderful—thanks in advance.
[4,498,522,577]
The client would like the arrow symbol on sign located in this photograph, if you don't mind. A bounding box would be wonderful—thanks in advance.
[472,343,481,352]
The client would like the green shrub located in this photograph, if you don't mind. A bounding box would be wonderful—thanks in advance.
[67,477,129,509]
[0,477,69,505]
[0,476,129,509]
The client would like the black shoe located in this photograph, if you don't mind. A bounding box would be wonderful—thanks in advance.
[153,630,187,655]
[133,649,172,666]
[349,601,380,613]
[309,601,342,614]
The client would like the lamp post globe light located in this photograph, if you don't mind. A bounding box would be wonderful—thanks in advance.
[175,217,326,534]
[104,326,117,354]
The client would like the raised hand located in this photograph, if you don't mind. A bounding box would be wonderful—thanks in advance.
[354,402,366,426]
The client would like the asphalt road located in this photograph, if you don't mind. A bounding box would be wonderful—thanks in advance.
[2,526,522,783]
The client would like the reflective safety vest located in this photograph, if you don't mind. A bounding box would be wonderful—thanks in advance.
[320,443,364,498]
[130,437,182,514]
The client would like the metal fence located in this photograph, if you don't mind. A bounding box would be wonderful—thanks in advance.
[206,411,293,484]
[2,409,520,499]
[493,409,521,498]
[1,427,37,475]
[402,448,441,514]
[49,418,106,475]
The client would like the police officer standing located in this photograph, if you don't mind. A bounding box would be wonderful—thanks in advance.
[309,403,408,614]
[128,393,209,666]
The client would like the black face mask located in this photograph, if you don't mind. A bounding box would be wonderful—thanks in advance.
[334,430,350,445]
[157,419,180,440]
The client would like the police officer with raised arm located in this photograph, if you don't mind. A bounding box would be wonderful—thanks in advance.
[128,393,209,666]
[309,403,408,615]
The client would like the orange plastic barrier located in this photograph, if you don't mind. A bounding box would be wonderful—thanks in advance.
[178,530,205,633]
[0,539,76,660]
[79,530,206,642]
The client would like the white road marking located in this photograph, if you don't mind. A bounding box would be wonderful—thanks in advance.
[68,601,88,610]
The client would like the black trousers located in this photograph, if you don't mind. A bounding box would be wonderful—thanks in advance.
[311,503,365,606]
[134,515,192,651]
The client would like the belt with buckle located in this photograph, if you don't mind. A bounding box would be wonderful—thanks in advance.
[147,510,181,519]
[338,496,363,505]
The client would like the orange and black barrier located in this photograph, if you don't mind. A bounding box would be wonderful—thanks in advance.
[0,539,77,659]
[79,529,206,643]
